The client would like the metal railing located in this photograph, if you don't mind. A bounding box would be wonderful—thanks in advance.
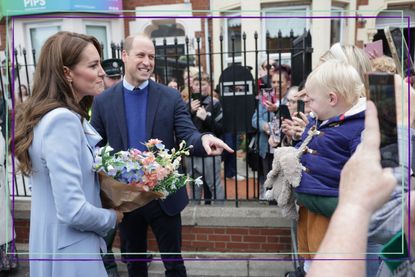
[3,27,312,207]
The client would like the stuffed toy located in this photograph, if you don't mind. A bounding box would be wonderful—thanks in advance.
[263,126,319,219]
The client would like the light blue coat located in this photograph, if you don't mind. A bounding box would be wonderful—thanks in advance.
[28,108,116,277]
[251,102,274,159]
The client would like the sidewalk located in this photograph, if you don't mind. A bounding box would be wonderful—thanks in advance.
[12,243,295,277]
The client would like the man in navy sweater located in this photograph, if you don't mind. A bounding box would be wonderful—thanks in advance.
[91,34,232,277]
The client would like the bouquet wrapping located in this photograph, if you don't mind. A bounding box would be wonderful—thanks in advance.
[94,139,201,212]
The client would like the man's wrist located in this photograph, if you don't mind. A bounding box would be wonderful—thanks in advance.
[201,133,214,140]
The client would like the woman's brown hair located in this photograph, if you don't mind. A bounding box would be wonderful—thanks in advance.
[13,31,102,176]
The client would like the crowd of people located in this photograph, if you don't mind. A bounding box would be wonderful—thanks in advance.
[0,29,414,277]
[256,43,415,277]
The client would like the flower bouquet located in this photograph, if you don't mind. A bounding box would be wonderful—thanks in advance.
[93,139,202,212]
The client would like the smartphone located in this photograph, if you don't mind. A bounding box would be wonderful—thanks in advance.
[261,88,274,106]
[191,92,201,101]
[297,100,305,118]
[384,26,415,77]
[367,73,398,151]
[279,104,292,121]
[364,40,383,58]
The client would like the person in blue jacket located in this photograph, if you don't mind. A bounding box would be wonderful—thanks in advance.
[294,60,366,272]
[91,34,232,277]
[13,31,124,276]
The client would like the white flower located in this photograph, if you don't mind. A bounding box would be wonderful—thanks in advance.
[107,165,117,176]
[194,176,203,187]
[172,158,181,169]
[102,145,113,154]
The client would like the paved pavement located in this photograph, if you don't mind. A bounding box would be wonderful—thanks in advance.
[8,253,296,277]
[12,244,293,277]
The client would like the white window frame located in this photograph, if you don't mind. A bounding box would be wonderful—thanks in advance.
[84,21,111,59]
[24,20,62,64]
[153,37,187,49]
[223,13,242,66]
[260,5,310,65]
[331,6,345,45]
[153,36,189,65]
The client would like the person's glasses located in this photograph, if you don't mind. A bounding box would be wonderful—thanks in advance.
[263,64,275,70]
[287,99,296,105]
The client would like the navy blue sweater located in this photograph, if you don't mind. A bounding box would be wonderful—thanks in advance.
[123,86,148,151]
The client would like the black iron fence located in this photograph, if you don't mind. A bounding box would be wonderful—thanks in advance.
[3,29,312,207]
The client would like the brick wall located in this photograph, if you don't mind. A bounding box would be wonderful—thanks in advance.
[0,22,7,52]
[357,0,369,6]
[14,219,292,253]
[14,219,30,244]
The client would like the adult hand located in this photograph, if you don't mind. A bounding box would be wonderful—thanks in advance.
[291,113,308,140]
[190,99,201,113]
[262,122,270,135]
[338,101,396,215]
[264,100,278,112]
[394,74,415,128]
[281,119,294,137]
[268,135,280,148]
[196,107,208,120]
[201,134,234,156]
[115,210,124,224]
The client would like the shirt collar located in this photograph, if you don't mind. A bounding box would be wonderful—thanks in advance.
[123,78,149,91]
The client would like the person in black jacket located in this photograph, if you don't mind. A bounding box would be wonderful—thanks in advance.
[186,72,225,203]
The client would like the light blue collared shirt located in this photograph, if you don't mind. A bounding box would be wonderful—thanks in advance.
[123,78,149,91]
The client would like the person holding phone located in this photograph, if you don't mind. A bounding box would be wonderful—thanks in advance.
[274,83,311,148]
[263,65,291,113]
[270,86,298,147]
[185,72,225,203]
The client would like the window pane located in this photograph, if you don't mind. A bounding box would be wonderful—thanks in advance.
[265,9,307,38]
[151,24,185,38]
[30,26,61,61]
[86,25,108,59]
[227,17,241,57]
[330,10,342,45]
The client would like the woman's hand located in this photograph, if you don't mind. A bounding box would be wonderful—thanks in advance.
[190,99,201,114]
[281,118,295,138]
[263,122,270,135]
[264,101,278,112]
[268,134,280,148]
[291,112,309,140]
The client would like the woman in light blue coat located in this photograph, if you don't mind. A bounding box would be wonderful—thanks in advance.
[13,32,123,277]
